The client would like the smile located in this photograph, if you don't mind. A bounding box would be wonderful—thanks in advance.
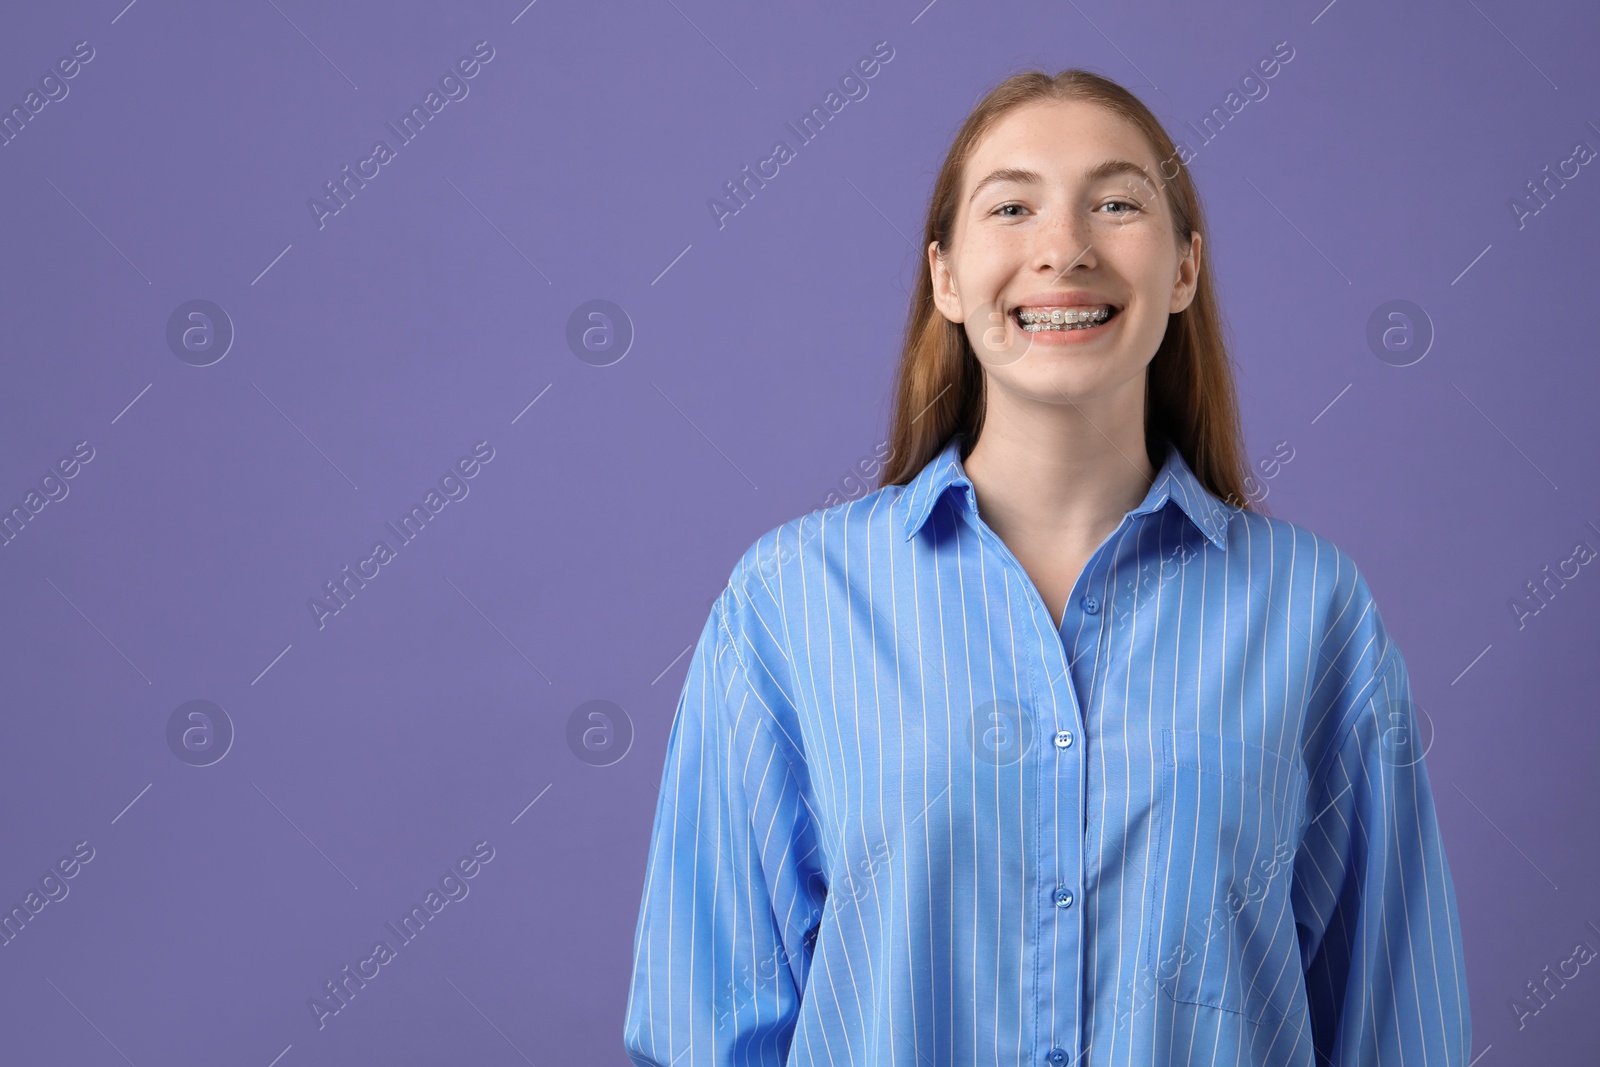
[1012,305,1118,332]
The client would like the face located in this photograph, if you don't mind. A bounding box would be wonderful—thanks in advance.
[929,99,1201,412]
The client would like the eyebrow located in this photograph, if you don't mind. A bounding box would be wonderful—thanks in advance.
[966,159,1155,204]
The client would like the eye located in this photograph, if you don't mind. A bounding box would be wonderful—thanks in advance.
[989,202,1028,217]
[1101,200,1141,215]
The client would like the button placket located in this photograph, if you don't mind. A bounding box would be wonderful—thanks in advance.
[964,503,1092,1065]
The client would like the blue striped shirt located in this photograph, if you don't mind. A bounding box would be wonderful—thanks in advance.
[624,431,1470,1066]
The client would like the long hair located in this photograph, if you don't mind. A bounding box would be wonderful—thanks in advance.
[877,69,1260,515]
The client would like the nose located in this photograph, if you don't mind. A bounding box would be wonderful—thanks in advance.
[1033,207,1096,280]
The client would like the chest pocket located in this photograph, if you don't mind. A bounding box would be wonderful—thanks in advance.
[1145,727,1308,1027]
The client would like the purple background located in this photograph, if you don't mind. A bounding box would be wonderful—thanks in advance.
[2,0,1597,1063]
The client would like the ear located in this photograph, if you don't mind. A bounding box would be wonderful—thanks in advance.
[1169,231,1202,314]
[928,240,965,324]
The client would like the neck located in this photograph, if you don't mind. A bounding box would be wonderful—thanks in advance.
[962,388,1157,546]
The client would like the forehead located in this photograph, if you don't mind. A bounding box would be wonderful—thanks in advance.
[964,99,1160,191]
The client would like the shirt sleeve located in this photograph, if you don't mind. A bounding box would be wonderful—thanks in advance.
[1292,643,1472,1064]
[623,584,827,1067]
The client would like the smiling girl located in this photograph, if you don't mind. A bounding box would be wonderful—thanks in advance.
[625,69,1469,1067]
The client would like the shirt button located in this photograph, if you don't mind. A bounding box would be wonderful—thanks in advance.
[1053,886,1074,908]
[1046,1047,1069,1065]
[1053,729,1073,749]
[1081,595,1100,614]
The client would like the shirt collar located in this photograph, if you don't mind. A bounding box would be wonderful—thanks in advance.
[898,431,1232,549]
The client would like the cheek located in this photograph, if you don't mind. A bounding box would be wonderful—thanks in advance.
[966,217,1034,260]
[951,247,1014,314]
[1115,243,1185,310]
[1105,225,1176,270]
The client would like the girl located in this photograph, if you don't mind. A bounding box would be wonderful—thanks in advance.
[625,68,1469,1066]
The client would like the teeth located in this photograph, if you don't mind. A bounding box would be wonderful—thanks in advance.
[1015,305,1114,331]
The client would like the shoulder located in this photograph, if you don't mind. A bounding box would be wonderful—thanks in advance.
[692,488,903,716]
[729,485,904,595]
[1224,508,1384,628]
[713,484,903,646]
[1229,509,1402,736]
[1217,509,1414,792]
